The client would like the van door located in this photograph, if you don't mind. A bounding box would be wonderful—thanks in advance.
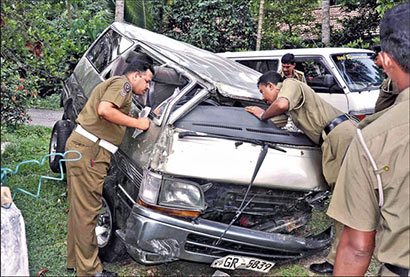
[294,57,349,113]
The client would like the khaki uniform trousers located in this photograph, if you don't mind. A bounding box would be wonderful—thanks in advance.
[65,131,111,275]
[320,119,357,265]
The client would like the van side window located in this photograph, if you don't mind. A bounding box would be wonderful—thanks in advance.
[86,29,132,73]
[295,58,343,93]
[237,60,279,73]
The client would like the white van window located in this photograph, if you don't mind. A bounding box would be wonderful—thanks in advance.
[237,59,279,73]
[295,58,343,93]
[331,53,383,92]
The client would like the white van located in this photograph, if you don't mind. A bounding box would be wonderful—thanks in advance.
[218,48,383,119]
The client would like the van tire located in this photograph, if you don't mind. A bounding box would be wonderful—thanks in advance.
[49,120,75,173]
[98,194,128,263]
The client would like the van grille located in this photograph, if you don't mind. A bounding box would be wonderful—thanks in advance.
[113,150,143,189]
[185,233,302,261]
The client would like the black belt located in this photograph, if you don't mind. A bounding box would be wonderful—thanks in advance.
[385,263,410,276]
[319,114,359,145]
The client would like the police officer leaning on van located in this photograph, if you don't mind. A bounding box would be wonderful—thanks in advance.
[277,53,307,84]
[64,60,154,276]
[245,73,358,275]
[327,3,409,276]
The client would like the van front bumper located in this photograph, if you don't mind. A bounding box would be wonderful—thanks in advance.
[119,203,332,265]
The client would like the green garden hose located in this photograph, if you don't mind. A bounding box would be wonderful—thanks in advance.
[1,150,82,209]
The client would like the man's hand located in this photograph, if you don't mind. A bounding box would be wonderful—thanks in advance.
[245,106,265,119]
[135,117,150,130]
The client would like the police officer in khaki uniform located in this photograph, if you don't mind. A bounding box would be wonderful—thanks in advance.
[65,60,153,276]
[372,45,400,112]
[375,77,400,112]
[328,3,409,276]
[245,72,358,274]
[277,53,307,84]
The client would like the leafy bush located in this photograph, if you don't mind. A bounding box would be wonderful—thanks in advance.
[1,58,39,129]
[1,0,112,127]
[1,0,112,97]
[260,0,318,50]
[331,0,407,47]
[150,0,257,53]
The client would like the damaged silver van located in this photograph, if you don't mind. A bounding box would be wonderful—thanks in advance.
[49,22,331,271]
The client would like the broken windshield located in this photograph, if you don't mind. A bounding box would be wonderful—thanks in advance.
[331,53,383,92]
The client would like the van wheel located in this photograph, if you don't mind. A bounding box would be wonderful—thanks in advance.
[49,120,75,173]
[98,195,127,263]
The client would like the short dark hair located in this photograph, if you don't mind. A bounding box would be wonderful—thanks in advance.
[371,45,381,60]
[380,2,410,73]
[257,71,283,87]
[281,53,295,64]
[123,60,155,76]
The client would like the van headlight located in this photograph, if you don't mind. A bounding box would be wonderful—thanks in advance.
[139,171,162,205]
[159,178,205,211]
[139,170,205,211]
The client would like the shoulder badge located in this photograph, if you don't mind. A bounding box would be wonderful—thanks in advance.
[124,82,131,93]
[120,82,131,97]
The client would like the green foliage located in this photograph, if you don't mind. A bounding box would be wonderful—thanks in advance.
[125,0,154,30]
[332,0,406,48]
[1,0,112,97]
[149,0,257,53]
[1,0,112,127]
[1,58,39,129]
[376,0,406,15]
[261,0,318,49]
[346,37,371,49]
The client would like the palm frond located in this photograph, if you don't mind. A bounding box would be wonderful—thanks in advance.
[124,0,154,30]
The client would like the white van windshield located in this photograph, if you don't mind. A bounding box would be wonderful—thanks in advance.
[331,53,383,92]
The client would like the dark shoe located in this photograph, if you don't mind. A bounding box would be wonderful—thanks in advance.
[309,261,334,275]
[66,268,75,274]
[91,269,118,277]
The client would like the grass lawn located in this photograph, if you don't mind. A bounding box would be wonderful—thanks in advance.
[1,126,69,276]
[28,93,62,110]
[1,125,380,276]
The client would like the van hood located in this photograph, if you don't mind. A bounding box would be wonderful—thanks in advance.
[111,22,262,101]
[347,89,379,115]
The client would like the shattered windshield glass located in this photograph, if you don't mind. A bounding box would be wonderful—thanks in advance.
[331,53,383,92]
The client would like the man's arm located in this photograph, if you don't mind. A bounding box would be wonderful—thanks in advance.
[334,226,376,276]
[245,98,289,120]
[98,101,150,130]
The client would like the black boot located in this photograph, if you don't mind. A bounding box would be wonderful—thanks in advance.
[66,268,75,274]
[309,261,334,274]
[91,269,118,277]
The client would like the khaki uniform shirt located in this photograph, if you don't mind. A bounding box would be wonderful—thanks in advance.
[278,68,307,84]
[277,79,343,144]
[277,79,357,186]
[77,76,132,146]
[375,77,400,113]
[269,114,288,128]
[327,88,410,269]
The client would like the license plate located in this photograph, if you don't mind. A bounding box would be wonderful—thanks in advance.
[211,255,275,273]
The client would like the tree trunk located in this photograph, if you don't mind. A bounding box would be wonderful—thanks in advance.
[321,0,330,46]
[256,0,265,51]
[66,0,71,24]
[115,0,125,22]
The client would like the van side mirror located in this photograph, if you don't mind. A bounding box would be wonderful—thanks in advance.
[323,74,335,88]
